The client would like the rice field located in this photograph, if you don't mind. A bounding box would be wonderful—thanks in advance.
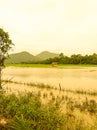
[1,66,97,129]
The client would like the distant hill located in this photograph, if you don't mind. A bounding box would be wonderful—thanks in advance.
[36,51,59,60]
[6,51,59,64]
[5,51,35,64]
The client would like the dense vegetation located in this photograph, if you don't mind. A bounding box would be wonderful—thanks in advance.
[40,53,97,65]
[0,92,63,130]
[1,88,97,130]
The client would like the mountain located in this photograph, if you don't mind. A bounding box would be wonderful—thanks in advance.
[6,51,59,63]
[36,51,59,60]
[5,51,35,64]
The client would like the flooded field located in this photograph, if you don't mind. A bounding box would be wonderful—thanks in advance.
[2,67,97,129]
[2,66,97,91]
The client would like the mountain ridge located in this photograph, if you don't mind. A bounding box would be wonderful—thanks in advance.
[6,51,59,63]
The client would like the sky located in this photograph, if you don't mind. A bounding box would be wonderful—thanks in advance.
[0,0,97,55]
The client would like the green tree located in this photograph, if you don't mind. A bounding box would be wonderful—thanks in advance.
[59,53,64,58]
[0,28,13,89]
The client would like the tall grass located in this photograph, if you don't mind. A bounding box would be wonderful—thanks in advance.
[0,91,65,130]
[1,90,97,129]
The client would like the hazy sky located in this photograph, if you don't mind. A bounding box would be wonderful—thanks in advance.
[0,0,97,55]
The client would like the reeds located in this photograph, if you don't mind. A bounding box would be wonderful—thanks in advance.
[3,79,97,96]
[1,91,97,129]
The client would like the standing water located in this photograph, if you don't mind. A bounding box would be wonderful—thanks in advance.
[2,67,97,91]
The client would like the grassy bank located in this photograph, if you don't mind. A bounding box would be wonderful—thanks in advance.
[1,90,97,130]
[6,64,51,68]
[6,63,97,68]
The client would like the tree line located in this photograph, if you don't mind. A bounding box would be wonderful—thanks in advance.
[26,53,97,65]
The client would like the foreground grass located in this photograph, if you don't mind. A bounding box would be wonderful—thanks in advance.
[0,91,64,130]
[1,90,97,130]
[6,63,97,68]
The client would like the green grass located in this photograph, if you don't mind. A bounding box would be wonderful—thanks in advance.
[6,64,52,68]
[0,91,66,130]
[58,64,97,68]
[6,63,97,68]
[1,90,97,129]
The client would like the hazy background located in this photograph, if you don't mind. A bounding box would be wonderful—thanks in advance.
[0,0,97,55]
